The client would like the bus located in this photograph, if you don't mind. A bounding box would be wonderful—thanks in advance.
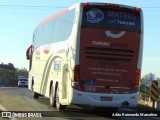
[26,2,143,111]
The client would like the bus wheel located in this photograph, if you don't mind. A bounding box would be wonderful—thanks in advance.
[33,91,39,99]
[55,86,66,110]
[32,85,39,99]
[50,85,56,107]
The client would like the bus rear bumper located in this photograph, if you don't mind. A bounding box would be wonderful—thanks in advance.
[69,89,138,108]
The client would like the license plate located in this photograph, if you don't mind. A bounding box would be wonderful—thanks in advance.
[101,96,112,101]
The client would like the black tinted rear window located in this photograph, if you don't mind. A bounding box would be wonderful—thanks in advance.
[82,6,141,32]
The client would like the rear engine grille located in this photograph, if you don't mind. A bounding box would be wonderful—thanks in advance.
[85,47,134,62]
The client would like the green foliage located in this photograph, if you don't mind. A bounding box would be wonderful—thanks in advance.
[0,69,17,80]
[139,84,151,97]
[17,68,28,78]
[0,63,28,87]
[0,63,28,80]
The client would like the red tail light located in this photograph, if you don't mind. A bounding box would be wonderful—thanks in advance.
[130,69,141,93]
[134,69,141,85]
[135,7,140,12]
[71,65,80,88]
[71,65,84,91]
[84,2,89,7]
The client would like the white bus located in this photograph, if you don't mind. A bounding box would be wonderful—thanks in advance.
[26,2,143,111]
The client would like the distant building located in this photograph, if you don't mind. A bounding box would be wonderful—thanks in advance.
[144,73,156,86]
[145,73,155,81]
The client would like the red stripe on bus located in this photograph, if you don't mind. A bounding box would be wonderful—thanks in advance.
[38,9,69,26]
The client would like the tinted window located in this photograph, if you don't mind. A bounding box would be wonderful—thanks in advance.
[33,9,75,49]
[82,6,141,32]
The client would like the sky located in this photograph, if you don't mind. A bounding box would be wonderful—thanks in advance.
[0,0,160,78]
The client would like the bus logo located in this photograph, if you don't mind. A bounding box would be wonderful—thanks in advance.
[86,8,104,23]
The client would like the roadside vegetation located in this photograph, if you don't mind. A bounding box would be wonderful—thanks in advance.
[0,63,28,86]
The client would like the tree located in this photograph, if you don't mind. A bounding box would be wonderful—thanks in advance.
[8,63,14,68]
[139,84,150,98]
[17,68,28,78]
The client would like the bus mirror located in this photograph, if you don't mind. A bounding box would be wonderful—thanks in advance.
[26,45,32,60]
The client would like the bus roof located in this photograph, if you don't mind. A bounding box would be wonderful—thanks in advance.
[37,2,142,27]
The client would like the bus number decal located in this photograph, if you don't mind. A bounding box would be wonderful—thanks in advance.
[54,61,61,71]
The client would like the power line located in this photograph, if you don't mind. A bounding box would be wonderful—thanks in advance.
[0,4,159,20]
[0,5,67,8]
[0,4,160,12]
[0,4,160,9]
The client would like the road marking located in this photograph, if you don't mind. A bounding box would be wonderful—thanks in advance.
[0,104,17,120]
[0,104,7,111]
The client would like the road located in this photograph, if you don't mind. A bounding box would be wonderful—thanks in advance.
[0,87,159,120]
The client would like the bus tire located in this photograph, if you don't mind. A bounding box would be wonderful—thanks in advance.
[50,84,56,107]
[55,86,66,110]
[32,83,39,99]
[33,91,39,99]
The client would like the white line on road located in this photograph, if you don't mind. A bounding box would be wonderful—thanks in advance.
[0,104,7,111]
[0,104,17,120]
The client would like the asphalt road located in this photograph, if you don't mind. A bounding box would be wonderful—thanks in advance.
[0,87,159,120]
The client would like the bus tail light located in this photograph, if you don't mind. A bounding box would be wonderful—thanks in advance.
[71,65,81,89]
[71,65,84,91]
[105,3,119,7]
[71,81,79,88]
[130,69,141,93]
[84,2,89,6]
[135,7,140,12]
[134,69,141,85]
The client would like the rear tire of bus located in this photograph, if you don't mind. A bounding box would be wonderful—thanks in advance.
[32,81,40,99]
[55,86,66,110]
[50,84,56,107]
